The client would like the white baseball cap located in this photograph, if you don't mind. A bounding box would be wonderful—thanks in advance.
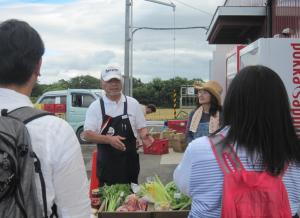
[101,66,122,81]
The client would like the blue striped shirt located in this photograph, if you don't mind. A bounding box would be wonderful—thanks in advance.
[174,129,300,217]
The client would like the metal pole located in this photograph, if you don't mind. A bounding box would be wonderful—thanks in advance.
[130,1,133,97]
[266,0,273,37]
[127,0,176,97]
[124,0,131,96]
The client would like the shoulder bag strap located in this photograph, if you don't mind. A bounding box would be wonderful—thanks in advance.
[209,134,245,174]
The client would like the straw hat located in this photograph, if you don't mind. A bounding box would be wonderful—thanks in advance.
[194,80,223,105]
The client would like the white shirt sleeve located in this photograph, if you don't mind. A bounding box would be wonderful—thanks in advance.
[140,104,147,116]
[28,116,90,218]
[50,120,90,218]
[132,99,146,130]
[173,143,192,196]
[84,100,102,132]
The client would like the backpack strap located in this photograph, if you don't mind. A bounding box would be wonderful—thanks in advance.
[7,106,52,124]
[209,134,245,174]
[31,152,49,218]
[7,107,53,218]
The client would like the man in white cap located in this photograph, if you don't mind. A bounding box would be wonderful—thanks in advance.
[83,66,154,185]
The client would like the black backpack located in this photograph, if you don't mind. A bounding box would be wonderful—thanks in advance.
[0,107,53,218]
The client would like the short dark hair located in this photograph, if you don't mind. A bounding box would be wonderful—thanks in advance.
[147,104,156,113]
[0,19,45,85]
[222,65,300,175]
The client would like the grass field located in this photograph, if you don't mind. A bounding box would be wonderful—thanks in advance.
[145,108,193,121]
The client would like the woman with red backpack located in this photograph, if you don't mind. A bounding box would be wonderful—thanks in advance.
[174,65,300,218]
[186,80,223,144]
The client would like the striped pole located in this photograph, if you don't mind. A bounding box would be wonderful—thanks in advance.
[173,89,177,119]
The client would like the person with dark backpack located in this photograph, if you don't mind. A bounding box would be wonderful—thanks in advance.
[174,65,300,218]
[0,107,51,217]
[0,19,90,217]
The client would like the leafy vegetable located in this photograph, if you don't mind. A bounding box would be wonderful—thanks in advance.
[165,181,191,210]
[99,184,132,212]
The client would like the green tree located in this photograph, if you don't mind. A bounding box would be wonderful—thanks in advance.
[32,74,204,109]
[133,76,198,108]
[69,75,100,89]
[32,83,49,97]
[133,77,144,88]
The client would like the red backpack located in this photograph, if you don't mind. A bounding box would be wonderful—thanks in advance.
[209,134,292,218]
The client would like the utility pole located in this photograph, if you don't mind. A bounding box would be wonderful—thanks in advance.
[124,0,176,97]
[124,0,132,96]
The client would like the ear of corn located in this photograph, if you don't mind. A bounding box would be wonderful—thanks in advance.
[139,175,171,205]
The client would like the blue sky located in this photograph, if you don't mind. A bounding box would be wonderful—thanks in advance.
[25,0,74,2]
[0,0,74,3]
[0,0,224,84]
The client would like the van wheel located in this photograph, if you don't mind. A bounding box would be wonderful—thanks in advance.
[76,127,87,144]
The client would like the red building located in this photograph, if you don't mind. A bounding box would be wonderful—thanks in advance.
[207,0,300,44]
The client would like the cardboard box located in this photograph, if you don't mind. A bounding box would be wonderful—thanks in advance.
[172,141,187,153]
[170,133,187,153]
[160,131,176,141]
[167,133,186,152]
[98,210,189,218]
[172,133,185,141]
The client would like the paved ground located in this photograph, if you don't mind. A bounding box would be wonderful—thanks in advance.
[81,144,184,185]
[138,148,183,184]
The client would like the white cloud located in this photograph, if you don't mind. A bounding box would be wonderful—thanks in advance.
[0,0,224,84]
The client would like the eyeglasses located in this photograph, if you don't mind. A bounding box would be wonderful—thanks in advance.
[197,90,209,95]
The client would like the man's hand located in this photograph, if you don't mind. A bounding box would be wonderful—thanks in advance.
[108,135,126,151]
[141,133,154,148]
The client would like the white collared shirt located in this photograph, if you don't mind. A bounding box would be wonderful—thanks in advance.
[84,94,146,136]
[0,88,90,218]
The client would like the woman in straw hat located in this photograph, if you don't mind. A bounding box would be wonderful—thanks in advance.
[186,80,223,144]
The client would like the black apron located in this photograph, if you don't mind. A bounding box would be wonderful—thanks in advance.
[97,97,139,186]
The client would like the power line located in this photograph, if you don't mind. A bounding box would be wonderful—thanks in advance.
[132,26,208,34]
[172,0,212,16]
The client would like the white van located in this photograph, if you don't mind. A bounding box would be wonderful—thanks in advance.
[35,89,104,143]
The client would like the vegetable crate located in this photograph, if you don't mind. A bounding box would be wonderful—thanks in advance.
[98,210,189,218]
[167,120,187,133]
[143,139,169,155]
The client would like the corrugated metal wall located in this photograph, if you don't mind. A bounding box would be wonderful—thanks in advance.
[224,0,266,6]
[273,0,300,38]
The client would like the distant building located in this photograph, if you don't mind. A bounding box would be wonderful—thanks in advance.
[206,0,300,104]
[207,0,300,44]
